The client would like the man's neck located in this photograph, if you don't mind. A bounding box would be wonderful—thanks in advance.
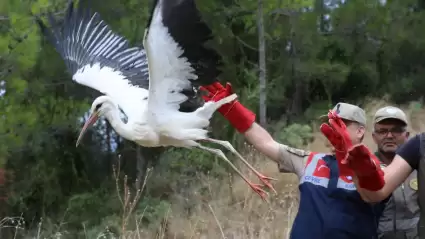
[376,151,395,165]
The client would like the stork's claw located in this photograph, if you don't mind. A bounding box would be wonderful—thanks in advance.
[258,175,278,194]
[199,138,275,201]
[249,183,268,201]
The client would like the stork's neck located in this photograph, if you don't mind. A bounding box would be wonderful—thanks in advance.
[103,107,134,140]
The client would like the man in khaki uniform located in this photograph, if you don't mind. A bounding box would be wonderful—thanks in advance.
[372,106,419,239]
[201,82,387,239]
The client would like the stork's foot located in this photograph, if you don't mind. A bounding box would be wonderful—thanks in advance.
[201,138,278,195]
[195,143,269,201]
[257,174,278,194]
[249,182,268,201]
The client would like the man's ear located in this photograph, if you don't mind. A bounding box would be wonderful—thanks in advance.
[358,125,366,136]
[406,131,410,138]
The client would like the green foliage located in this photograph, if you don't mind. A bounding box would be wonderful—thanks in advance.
[274,123,314,148]
[304,101,332,121]
[136,197,171,226]
[66,190,120,227]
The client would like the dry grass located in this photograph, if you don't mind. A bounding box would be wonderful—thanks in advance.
[3,99,425,239]
[134,149,299,239]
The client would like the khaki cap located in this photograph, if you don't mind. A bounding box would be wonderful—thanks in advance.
[320,102,367,126]
[374,106,408,125]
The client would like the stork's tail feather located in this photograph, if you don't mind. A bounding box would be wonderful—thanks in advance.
[195,93,237,119]
[181,129,209,140]
[216,93,238,106]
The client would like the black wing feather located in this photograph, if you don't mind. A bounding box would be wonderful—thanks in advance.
[36,0,150,88]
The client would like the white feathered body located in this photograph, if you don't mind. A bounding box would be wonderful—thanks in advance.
[98,90,236,148]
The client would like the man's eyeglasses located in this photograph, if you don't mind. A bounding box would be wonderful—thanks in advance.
[374,127,406,137]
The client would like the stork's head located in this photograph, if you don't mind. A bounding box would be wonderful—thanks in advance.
[76,96,116,147]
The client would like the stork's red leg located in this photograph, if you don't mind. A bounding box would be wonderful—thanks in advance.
[248,182,268,201]
[203,138,278,194]
[256,174,277,194]
[196,144,269,200]
[225,168,269,201]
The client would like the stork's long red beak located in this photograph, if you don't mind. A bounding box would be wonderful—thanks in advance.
[76,112,99,147]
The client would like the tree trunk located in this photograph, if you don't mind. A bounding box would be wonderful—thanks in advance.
[288,15,304,120]
[290,77,305,118]
[257,0,267,126]
[105,120,112,175]
[135,147,164,192]
[135,146,148,191]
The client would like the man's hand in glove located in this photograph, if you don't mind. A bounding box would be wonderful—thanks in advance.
[320,110,354,176]
[200,82,255,133]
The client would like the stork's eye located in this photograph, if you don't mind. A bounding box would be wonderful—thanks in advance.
[95,103,102,111]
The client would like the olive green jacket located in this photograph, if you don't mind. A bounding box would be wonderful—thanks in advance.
[375,152,419,239]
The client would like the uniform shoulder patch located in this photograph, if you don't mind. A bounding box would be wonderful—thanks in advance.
[281,144,310,157]
[410,178,418,191]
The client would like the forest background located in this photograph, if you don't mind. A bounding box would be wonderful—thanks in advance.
[1,0,425,238]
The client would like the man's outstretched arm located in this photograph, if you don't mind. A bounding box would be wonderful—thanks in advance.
[201,82,309,175]
[351,134,420,202]
[356,155,413,202]
[243,123,281,162]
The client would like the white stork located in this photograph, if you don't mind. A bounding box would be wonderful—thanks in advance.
[36,0,276,199]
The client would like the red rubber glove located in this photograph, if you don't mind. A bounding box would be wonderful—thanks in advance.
[320,110,354,176]
[326,111,385,191]
[200,82,255,133]
[327,110,354,159]
[345,144,385,191]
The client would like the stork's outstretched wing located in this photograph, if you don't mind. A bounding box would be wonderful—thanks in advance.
[143,0,222,116]
[36,0,150,121]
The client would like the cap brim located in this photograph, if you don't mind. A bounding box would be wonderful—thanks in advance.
[318,114,329,123]
[375,116,407,126]
[318,114,361,125]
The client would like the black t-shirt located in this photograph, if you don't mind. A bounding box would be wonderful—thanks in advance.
[395,134,421,170]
